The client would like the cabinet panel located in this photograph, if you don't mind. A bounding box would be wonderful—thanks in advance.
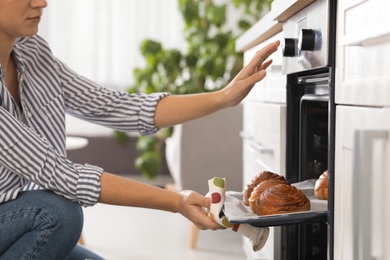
[334,105,390,260]
[335,0,390,107]
[242,101,286,177]
[242,141,281,260]
[242,101,286,260]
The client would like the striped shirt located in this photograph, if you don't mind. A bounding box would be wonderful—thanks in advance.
[0,35,168,207]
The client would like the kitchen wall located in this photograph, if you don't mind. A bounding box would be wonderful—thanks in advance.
[39,0,185,136]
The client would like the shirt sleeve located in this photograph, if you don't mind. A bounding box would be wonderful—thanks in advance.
[55,58,169,136]
[0,106,103,207]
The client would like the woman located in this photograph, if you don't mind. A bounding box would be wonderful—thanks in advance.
[0,0,280,259]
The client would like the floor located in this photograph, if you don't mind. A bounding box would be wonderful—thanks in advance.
[81,174,247,260]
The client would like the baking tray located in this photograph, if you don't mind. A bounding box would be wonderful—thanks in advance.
[223,179,328,227]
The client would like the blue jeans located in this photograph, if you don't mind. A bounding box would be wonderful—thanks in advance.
[0,190,104,260]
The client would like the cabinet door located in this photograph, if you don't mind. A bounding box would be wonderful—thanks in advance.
[242,101,286,184]
[335,0,390,107]
[334,105,390,260]
[241,101,286,260]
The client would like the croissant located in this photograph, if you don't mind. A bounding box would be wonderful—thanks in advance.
[243,171,287,205]
[248,178,288,215]
[257,184,310,216]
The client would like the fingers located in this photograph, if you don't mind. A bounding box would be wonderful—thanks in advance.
[253,40,280,65]
[238,40,280,79]
[259,59,273,71]
[190,203,223,230]
[182,191,225,230]
[186,190,210,209]
[195,213,225,230]
[239,68,267,90]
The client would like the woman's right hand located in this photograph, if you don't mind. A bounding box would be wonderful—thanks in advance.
[178,190,225,230]
[216,40,280,108]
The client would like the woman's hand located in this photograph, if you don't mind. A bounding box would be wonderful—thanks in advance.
[178,190,225,230]
[217,40,280,108]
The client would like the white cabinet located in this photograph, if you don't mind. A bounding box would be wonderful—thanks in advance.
[239,31,286,260]
[334,106,390,260]
[242,102,286,182]
[335,0,390,107]
[241,101,286,260]
[334,0,390,259]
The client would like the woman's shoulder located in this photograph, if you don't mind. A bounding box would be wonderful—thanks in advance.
[14,35,56,68]
[16,35,52,53]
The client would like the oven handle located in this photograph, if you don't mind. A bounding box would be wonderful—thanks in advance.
[352,129,388,260]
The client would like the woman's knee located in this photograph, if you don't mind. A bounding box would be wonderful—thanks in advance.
[37,191,84,241]
[0,190,84,259]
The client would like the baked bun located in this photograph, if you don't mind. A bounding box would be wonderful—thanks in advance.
[314,170,328,200]
[243,171,286,205]
[257,184,310,216]
[243,185,254,206]
[248,179,288,214]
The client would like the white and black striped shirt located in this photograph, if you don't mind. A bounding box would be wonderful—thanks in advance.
[0,35,168,207]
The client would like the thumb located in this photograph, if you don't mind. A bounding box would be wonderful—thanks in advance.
[200,195,211,209]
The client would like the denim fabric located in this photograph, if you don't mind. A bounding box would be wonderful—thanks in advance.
[0,190,103,260]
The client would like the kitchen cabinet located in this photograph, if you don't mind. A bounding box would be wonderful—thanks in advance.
[241,101,285,260]
[334,106,389,260]
[335,0,390,107]
[334,0,390,259]
[238,27,286,259]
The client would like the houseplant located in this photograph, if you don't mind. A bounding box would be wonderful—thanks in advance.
[118,0,272,179]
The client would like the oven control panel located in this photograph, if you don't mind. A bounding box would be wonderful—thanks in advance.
[282,0,329,74]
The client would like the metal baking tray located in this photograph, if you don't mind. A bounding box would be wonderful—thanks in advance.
[223,179,328,227]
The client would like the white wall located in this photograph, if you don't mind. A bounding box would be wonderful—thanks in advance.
[39,0,185,90]
[39,0,185,136]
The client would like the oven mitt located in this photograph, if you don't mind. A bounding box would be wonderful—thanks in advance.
[206,177,269,252]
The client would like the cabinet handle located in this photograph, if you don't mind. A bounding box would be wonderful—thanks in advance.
[341,25,390,46]
[249,141,273,154]
[269,64,282,72]
[352,130,388,260]
[240,131,273,154]
[239,131,253,140]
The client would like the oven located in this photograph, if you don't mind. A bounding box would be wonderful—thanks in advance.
[281,0,336,259]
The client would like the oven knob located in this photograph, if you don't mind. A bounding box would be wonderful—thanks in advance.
[298,29,316,51]
[282,38,296,57]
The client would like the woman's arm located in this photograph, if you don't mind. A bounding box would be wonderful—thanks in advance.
[154,40,280,128]
[98,172,222,230]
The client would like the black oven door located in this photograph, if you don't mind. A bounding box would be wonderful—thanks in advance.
[283,70,331,260]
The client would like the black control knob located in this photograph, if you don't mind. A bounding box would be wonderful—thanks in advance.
[298,29,316,51]
[282,38,296,57]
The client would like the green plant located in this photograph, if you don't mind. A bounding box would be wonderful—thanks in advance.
[121,0,271,179]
